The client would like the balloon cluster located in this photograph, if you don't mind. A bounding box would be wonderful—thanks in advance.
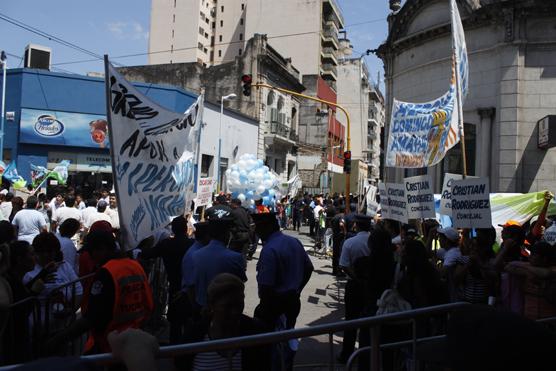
[226,154,281,208]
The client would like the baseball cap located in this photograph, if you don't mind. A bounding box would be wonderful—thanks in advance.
[437,227,460,242]
[402,224,418,235]
[499,220,522,228]
[97,200,108,208]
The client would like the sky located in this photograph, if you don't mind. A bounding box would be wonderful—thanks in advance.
[1,0,391,91]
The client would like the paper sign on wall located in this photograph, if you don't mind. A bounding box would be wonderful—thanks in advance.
[195,178,215,207]
[385,183,409,224]
[439,173,463,215]
[451,177,492,228]
[378,183,390,219]
[404,175,435,219]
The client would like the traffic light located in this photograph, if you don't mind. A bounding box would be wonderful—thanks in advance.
[241,74,252,96]
[343,151,351,174]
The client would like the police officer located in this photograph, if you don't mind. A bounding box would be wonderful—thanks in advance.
[229,198,253,258]
[47,230,154,354]
[338,214,373,363]
[252,213,314,330]
[330,207,346,276]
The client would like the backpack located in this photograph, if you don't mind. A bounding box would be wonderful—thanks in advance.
[376,289,412,315]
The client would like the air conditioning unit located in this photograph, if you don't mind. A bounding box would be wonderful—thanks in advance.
[24,44,51,70]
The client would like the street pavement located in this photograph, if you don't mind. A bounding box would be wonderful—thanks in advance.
[244,225,348,370]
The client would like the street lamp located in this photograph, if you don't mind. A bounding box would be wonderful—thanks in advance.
[216,93,237,192]
[0,51,6,163]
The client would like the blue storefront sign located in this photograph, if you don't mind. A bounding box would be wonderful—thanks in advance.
[20,108,110,149]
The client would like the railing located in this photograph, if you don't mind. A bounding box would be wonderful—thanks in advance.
[269,121,291,139]
[322,27,339,46]
[321,63,337,78]
[43,303,467,370]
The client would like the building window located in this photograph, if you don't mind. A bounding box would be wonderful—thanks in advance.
[218,50,222,57]
[219,35,222,42]
[240,18,244,25]
[172,29,174,38]
[241,3,245,10]
[212,22,216,29]
[199,27,204,35]
[238,49,242,55]
[201,154,213,177]
[205,32,208,38]
[239,33,243,41]
[210,51,214,60]
[174,0,176,7]
[221,5,224,12]
[211,36,215,46]
[206,18,209,24]
[173,14,175,23]
[204,48,208,53]
[220,20,223,27]
[200,11,205,19]
[171,44,173,52]
[198,42,203,50]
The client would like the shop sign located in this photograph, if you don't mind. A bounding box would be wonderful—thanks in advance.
[48,151,112,173]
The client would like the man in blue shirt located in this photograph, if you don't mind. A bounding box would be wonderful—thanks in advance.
[181,222,210,311]
[191,218,247,307]
[253,213,314,330]
[338,214,373,363]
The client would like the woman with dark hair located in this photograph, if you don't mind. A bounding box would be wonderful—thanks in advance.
[398,239,448,308]
[9,197,24,223]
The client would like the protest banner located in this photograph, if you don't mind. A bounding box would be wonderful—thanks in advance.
[404,175,435,219]
[366,185,378,216]
[105,57,202,248]
[378,183,390,219]
[385,183,409,224]
[451,177,492,228]
[195,178,215,207]
[439,173,463,216]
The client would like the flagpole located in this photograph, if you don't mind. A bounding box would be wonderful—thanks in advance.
[104,55,127,249]
[451,0,467,179]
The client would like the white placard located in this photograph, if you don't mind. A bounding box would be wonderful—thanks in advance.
[385,183,409,224]
[439,173,463,216]
[404,175,435,219]
[366,185,378,216]
[544,223,556,246]
[106,61,202,248]
[378,183,390,219]
[195,178,215,207]
[451,177,492,229]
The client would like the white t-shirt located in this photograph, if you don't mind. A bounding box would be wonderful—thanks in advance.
[12,209,47,244]
[0,201,13,220]
[106,208,120,229]
[313,205,324,220]
[76,201,86,211]
[48,199,65,215]
[88,211,113,228]
[82,207,98,229]
[53,206,82,225]
[56,233,78,274]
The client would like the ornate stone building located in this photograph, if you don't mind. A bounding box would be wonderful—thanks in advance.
[378,0,556,192]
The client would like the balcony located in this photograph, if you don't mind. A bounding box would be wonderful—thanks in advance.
[368,131,377,140]
[320,47,338,65]
[320,63,337,80]
[321,28,339,49]
[264,121,296,146]
[323,0,345,28]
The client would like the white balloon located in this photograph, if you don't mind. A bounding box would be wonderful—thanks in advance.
[256,185,266,194]
[238,193,246,202]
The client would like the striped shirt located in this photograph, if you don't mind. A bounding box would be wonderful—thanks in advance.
[456,256,490,304]
[192,335,242,371]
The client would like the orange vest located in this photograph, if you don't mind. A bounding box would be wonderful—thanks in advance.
[84,258,154,354]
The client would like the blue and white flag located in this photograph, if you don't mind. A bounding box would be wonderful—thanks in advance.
[386,0,469,168]
[451,0,468,98]
[3,161,27,189]
[105,58,202,249]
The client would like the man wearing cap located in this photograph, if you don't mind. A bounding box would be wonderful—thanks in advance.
[47,230,153,354]
[338,214,373,363]
[253,212,313,330]
[435,227,461,302]
[191,216,247,307]
[205,194,232,220]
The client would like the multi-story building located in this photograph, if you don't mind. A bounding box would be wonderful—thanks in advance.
[378,0,556,192]
[368,86,385,182]
[149,0,344,86]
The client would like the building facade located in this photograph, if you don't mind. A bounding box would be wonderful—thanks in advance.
[149,0,344,88]
[0,68,257,195]
[120,35,304,184]
[378,0,556,193]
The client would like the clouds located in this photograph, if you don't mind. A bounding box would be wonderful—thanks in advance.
[106,21,148,41]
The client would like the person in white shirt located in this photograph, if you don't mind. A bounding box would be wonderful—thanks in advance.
[81,198,99,230]
[106,194,120,230]
[56,218,81,274]
[51,195,82,231]
[75,194,86,211]
[48,193,65,216]
[11,196,48,244]
[88,200,113,228]
[100,188,110,204]
[0,192,14,220]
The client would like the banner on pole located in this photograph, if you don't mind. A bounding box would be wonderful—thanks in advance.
[378,183,390,220]
[195,178,215,207]
[439,173,463,216]
[385,183,409,224]
[105,59,202,248]
[451,0,469,98]
[451,177,491,228]
[404,175,435,219]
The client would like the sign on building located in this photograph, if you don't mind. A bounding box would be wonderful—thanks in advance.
[451,177,492,228]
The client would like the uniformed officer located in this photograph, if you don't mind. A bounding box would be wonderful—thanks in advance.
[252,212,314,330]
[338,214,373,363]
